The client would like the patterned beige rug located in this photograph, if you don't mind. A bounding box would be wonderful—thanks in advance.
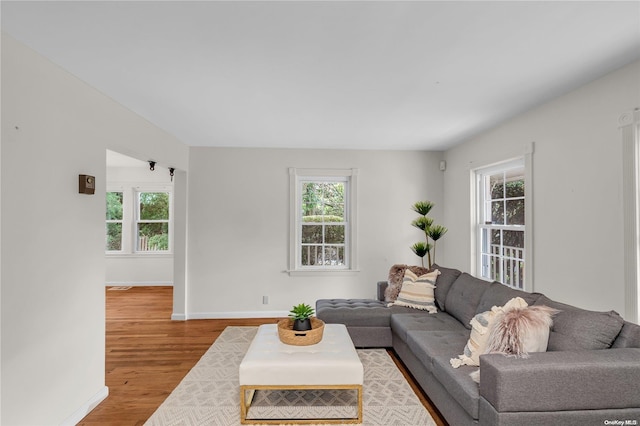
[145,326,435,425]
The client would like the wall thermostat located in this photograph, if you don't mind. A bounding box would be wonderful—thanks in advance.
[79,174,95,195]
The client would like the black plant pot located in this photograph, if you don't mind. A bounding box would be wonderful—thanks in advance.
[293,318,312,331]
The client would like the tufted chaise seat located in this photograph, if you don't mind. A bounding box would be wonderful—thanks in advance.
[315,298,418,347]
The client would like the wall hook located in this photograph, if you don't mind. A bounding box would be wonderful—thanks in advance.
[149,161,156,171]
[169,167,175,182]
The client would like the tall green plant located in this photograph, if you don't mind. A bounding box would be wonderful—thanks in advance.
[410,200,447,268]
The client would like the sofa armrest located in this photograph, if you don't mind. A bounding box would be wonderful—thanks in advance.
[376,281,388,302]
[479,348,640,413]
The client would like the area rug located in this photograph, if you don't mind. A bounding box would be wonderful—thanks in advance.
[145,326,435,425]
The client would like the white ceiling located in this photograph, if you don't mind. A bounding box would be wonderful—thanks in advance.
[2,1,639,151]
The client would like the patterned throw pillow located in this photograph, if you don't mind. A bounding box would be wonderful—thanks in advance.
[384,264,431,303]
[450,297,528,368]
[389,269,440,313]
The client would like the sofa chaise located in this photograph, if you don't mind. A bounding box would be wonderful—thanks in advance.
[316,264,640,426]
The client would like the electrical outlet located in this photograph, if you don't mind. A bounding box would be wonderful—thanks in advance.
[262,296,269,305]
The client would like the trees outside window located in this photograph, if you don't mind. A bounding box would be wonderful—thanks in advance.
[137,192,170,251]
[289,168,358,273]
[105,187,172,254]
[106,192,123,251]
[300,181,346,267]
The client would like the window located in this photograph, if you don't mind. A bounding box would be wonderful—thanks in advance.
[301,181,346,267]
[475,159,526,288]
[289,168,358,274]
[106,192,123,251]
[136,192,170,252]
[105,187,172,255]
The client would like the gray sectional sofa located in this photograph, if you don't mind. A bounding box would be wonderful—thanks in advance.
[316,264,640,426]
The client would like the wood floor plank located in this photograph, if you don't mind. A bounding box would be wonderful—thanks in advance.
[78,286,446,425]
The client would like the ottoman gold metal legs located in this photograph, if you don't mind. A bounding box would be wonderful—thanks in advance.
[240,384,363,425]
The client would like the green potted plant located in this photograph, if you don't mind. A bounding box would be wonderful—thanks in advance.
[410,200,448,268]
[289,303,315,331]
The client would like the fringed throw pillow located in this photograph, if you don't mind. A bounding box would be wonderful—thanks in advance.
[450,297,528,368]
[384,264,431,303]
[388,269,440,313]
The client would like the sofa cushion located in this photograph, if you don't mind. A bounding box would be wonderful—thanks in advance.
[534,296,625,350]
[390,312,468,343]
[406,330,469,372]
[444,273,491,329]
[612,321,640,348]
[431,263,462,311]
[475,281,543,314]
[316,299,417,328]
[432,355,481,420]
[390,269,439,312]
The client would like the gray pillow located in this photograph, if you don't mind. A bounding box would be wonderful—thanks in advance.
[430,263,462,311]
[534,296,625,350]
[475,281,544,315]
[611,321,640,349]
[444,273,491,329]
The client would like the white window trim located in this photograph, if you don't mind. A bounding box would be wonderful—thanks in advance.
[621,108,640,323]
[106,188,131,255]
[470,143,534,290]
[106,184,174,258]
[134,189,173,255]
[288,168,359,276]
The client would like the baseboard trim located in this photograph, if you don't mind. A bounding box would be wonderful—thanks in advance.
[105,281,173,287]
[171,313,187,321]
[186,310,288,319]
[60,386,109,426]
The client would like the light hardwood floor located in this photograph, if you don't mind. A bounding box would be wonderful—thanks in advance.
[78,286,446,425]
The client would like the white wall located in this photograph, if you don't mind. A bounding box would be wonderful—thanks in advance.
[442,60,640,318]
[186,147,444,317]
[106,166,174,286]
[0,35,188,425]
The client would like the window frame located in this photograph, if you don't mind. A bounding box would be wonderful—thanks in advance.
[289,168,359,276]
[105,185,173,257]
[472,146,533,290]
[134,190,172,254]
[105,191,124,253]
[476,159,525,288]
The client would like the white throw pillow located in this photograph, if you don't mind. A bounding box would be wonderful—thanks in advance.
[450,297,528,368]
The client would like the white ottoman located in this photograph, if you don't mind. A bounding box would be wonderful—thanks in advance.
[239,323,364,424]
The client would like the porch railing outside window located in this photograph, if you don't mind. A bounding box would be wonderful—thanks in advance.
[476,159,526,288]
[481,241,525,289]
[299,181,347,268]
[301,244,345,266]
[289,168,358,274]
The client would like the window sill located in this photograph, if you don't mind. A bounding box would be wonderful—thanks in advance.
[286,269,360,277]
[106,252,173,259]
